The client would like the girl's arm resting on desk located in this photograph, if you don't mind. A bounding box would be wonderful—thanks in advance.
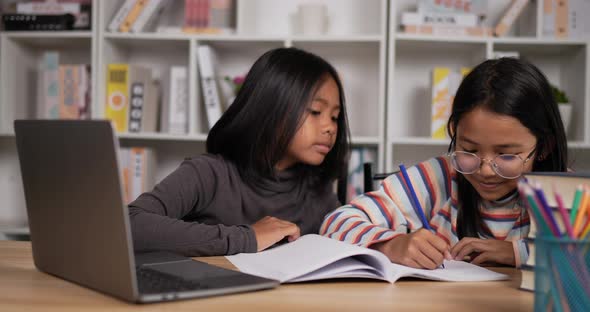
[129,205,257,256]
[128,156,256,256]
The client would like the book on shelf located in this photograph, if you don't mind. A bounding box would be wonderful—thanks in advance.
[431,67,470,139]
[403,24,492,37]
[119,0,148,32]
[183,0,236,34]
[130,0,166,33]
[119,147,156,203]
[160,66,188,134]
[226,234,508,284]
[16,0,91,30]
[2,13,75,31]
[128,79,160,133]
[108,0,136,32]
[543,0,590,39]
[494,0,530,37]
[401,11,479,27]
[105,64,153,132]
[36,52,91,120]
[37,51,60,119]
[197,45,223,130]
[417,0,489,16]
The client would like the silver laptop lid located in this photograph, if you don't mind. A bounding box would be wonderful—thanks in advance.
[14,120,138,302]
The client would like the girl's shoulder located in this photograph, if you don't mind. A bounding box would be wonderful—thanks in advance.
[181,153,238,174]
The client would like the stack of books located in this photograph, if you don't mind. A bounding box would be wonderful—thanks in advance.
[2,1,91,31]
[400,0,532,37]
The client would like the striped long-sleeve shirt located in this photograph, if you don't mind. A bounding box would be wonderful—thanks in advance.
[320,156,530,267]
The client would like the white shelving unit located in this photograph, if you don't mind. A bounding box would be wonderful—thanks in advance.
[0,0,388,230]
[386,0,590,172]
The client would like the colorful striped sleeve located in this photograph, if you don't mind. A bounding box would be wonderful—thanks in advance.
[320,157,452,247]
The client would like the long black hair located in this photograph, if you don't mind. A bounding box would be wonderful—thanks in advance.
[446,57,568,238]
[207,47,350,189]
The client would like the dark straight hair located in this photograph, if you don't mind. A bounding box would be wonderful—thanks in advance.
[207,47,350,189]
[446,57,568,238]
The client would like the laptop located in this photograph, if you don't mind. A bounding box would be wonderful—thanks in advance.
[14,120,279,303]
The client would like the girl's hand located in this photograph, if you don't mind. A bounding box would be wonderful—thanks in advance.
[371,229,452,269]
[450,238,515,266]
[252,216,301,251]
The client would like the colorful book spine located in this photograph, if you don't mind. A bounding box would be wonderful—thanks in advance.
[431,67,470,139]
[494,0,530,37]
[108,0,137,32]
[59,65,81,119]
[40,52,60,119]
[106,64,130,132]
[130,0,165,32]
[119,0,149,32]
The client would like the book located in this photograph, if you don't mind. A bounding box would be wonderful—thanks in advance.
[163,66,188,134]
[197,45,223,130]
[37,51,60,119]
[494,0,530,37]
[2,13,75,31]
[130,0,166,32]
[16,1,91,30]
[108,0,137,32]
[403,24,492,37]
[418,0,489,16]
[544,0,590,39]
[227,234,508,284]
[119,0,149,32]
[401,11,479,27]
[119,147,156,203]
[128,80,160,133]
[519,264,534,291]
[431,67,470,139]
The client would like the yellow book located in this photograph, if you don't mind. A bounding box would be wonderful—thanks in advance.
[431,67,470,139]
[106,64,129,132]
[119,0,148,32]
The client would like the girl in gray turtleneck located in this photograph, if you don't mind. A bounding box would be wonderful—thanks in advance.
[129,47,350,256]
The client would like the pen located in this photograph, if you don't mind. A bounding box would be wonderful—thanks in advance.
[399,164,445,268]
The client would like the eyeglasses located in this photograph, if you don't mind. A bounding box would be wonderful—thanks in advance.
[448,148,536,179]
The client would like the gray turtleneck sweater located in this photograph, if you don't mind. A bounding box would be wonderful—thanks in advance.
[128,154,340,256]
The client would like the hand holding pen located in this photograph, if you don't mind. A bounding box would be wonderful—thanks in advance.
[371,164,451,270]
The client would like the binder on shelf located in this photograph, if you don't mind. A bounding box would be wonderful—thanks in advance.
[494,0,530,37]
[161,66,188,134]
[128,80,160,133]
[197,45,223,130]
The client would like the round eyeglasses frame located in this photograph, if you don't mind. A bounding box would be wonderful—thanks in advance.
[448,148,537,179]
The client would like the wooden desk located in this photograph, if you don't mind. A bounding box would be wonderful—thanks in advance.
[0,240,533,311]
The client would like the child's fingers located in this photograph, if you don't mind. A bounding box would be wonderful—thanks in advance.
[412,250,439,270]
[452,239,485,261]
[418,241,446,267]
[450,237,477,258]
[470,252,491,265]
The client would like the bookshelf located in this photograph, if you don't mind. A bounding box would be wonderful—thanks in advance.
[386,0,590,172]
[1,0,589,233]
[0,0,388,229]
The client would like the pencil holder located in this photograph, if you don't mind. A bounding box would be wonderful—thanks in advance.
[534,236,590,312]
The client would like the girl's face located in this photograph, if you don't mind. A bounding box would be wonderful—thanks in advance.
[276,76,340,171]
[454,107,537,201]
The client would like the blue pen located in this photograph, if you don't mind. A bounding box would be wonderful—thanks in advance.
[399,164,431,231]
[399,164,446,268]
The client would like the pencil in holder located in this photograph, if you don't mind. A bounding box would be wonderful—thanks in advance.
[534,236,590,312]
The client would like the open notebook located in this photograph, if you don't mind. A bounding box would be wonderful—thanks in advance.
[227,234,508,283]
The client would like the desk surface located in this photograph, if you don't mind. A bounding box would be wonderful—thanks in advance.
[0,240,533,311]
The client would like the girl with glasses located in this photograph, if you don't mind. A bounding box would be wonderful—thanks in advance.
[320,57,568,269]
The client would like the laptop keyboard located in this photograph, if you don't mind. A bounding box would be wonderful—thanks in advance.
[136,266,210,294]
